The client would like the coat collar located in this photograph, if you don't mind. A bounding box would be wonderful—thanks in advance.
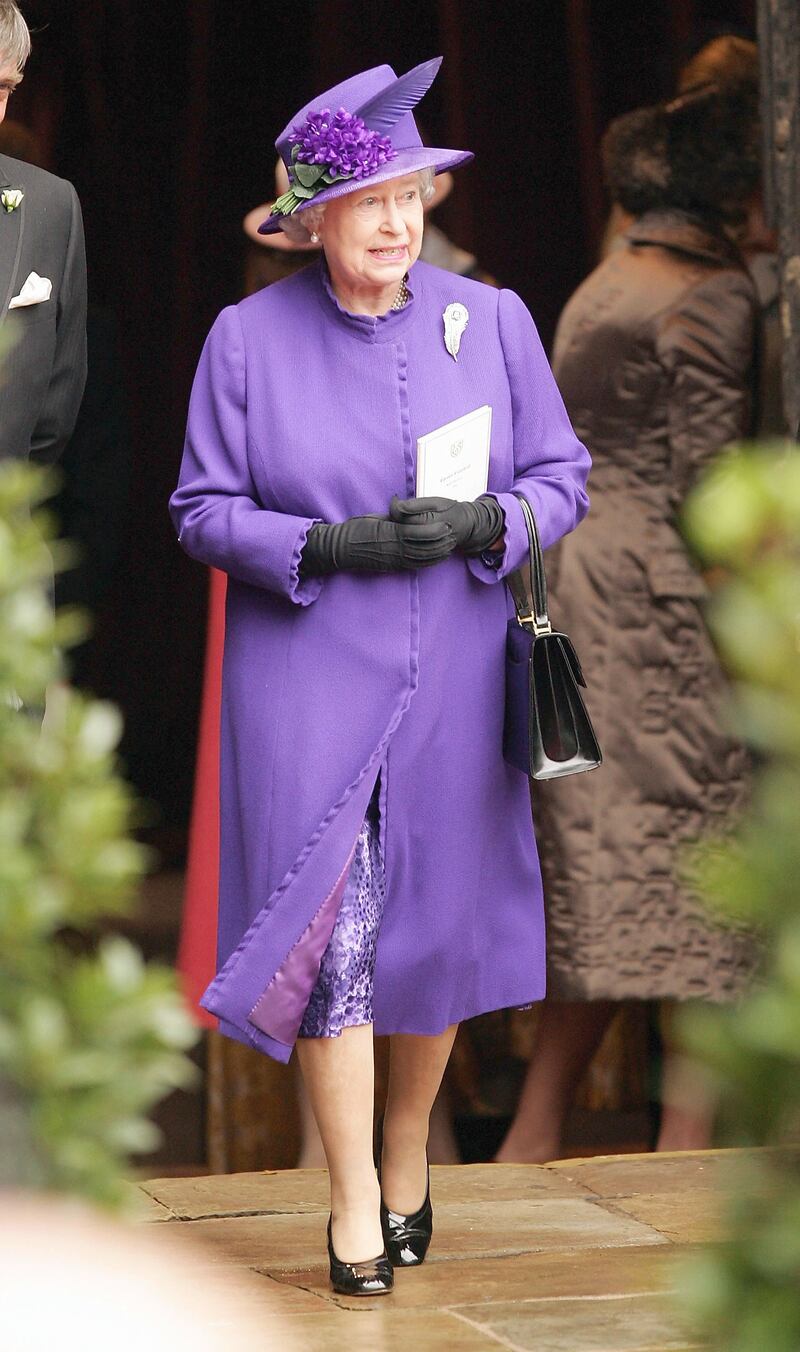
[626,209,746,270]
[316,256,422,343]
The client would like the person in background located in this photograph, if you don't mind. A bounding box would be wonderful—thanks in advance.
[0,119,132,687]
[0,0,86,465]
[602,35,781,436]
[497,78,761,1164]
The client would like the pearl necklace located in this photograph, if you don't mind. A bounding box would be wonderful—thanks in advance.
[391,274,410,311]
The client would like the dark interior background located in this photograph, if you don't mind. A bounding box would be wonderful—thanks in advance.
[12,0,756,852]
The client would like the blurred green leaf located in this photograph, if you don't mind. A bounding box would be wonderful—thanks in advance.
[0,460,198,1211]
[679,445,800,1350]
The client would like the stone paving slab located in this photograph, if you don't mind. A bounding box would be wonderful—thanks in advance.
[151,1195,666,1274]
[145,1211,322,1269]
[139,1161,591,1220]
[434,1162,594,1201]
[598,1193,722,1245]
[427,1198,666,1259]
[268,1243,691,1312]
[157,1260,326,1317]
[542,1147,755,1199]
[453,1293,699,1352]
[137,1154,746,1350]
[240,1273,333,1315]
[257,1307,507,1350]
[128,1187,177,1222]
[139,1166,330,1218]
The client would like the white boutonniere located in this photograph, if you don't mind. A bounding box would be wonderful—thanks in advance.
[1,189,24,213]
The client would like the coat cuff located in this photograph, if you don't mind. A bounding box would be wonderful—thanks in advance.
[466,492,533,585]
[287,517,324,606]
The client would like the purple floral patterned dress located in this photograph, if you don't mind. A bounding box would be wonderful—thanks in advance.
[299,791,385,1038]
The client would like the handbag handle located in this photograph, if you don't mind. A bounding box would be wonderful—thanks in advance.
[507,491,552,636]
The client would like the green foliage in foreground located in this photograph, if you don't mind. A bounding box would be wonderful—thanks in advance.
[0,462,197,1210]
[679,444,800,1351]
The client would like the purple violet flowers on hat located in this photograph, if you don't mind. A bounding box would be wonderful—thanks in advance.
[272,107,398,217]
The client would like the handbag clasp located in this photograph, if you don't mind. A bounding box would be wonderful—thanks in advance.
[518,613,552,636]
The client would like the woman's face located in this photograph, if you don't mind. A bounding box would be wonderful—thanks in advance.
[317,173,424,305]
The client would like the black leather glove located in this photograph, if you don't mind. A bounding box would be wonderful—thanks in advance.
[389,494,505,557]
[300,513,457,576]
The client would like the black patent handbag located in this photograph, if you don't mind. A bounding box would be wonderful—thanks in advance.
[503,492,602,780]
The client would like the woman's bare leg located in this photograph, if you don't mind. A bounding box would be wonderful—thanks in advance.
[428,1083,461,1164]
[381,1025,459,1214]
[295,1024,382,1262]
[495,1000,616,1163]
[655,1003,715,1152]
[295,1074,327,1169]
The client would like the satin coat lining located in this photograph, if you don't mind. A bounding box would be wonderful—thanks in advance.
[247,844,356,1045]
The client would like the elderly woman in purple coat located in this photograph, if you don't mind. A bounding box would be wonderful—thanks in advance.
[171,57,590,1295]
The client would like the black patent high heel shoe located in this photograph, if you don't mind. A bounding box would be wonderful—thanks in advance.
[376,1117,434,1267]
[327,1216,394,1296]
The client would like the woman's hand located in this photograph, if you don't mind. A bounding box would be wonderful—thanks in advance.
[300,514,457,577]
[390,495,505,557]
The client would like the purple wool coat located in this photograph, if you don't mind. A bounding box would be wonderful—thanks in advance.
[170,258,590,1064]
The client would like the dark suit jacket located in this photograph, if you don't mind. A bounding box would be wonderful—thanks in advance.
[0,151,87,463]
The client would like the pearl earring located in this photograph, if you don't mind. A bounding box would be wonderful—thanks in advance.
[310,231,320,244]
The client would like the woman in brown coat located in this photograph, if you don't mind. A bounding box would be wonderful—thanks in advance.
[498,81,761,1161]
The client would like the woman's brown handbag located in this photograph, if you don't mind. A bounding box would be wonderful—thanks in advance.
[503,492,602,780]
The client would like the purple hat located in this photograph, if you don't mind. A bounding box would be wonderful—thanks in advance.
[258,57,472,235]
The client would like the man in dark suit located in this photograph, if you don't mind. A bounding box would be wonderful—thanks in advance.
[0,0,87,463]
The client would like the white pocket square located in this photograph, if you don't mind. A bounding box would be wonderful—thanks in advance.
[8,271,52,309]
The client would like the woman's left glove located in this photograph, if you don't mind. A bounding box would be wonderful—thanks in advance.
[390,494,505,557]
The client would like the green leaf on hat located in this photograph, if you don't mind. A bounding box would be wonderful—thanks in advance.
[293,162,326,188]
[292,183,315,200]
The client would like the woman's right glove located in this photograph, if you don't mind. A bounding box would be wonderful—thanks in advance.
[389,494,505,556]
[300,513,457,576]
